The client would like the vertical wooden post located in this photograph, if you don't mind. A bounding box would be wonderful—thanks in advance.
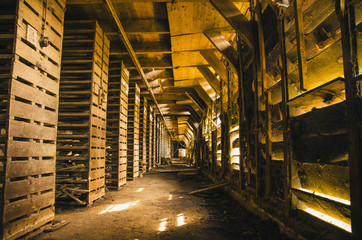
[293,0,308,91]
[256,0,272,197]
[336,0,361,238]
[237,36,246,189]
[277,8,291,219]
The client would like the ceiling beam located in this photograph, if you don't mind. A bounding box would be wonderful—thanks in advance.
[104,0,172,137]
[204,30,238,70]
[199,49,228,80]
[105,20,169,34]
[110,41,172,55]
[185,92,205,115]
[110,58,173,69]
[209,0,254,49]
[196,66,221,95]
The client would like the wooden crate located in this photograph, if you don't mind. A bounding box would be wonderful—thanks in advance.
[0,0,66,239]
[127,82,140,180]
[139,96,147,175]
[56,20,109,205]
[106,61,129,189]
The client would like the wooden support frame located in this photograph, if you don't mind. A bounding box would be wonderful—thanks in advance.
[200,50,228,81]
[256,0,272,197]
[204,30,239,70]
[336,0,361,238]
[277,8,291,218]
[293,0,308,91]
[209,0,254,49]
[197,66,221,95]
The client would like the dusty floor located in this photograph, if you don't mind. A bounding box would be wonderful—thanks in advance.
[37,166,288,240]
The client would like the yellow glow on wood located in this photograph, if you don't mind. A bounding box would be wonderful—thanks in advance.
[298,188,350,205]
[303,207,351,233]
[137,188,144,192]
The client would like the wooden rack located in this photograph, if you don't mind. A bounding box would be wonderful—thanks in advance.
[146,107,154,170]
[0,0,66,238]
[56,20,109,205]
[106,62,129,189]
[127,82,140,180]
[139,96,147,175]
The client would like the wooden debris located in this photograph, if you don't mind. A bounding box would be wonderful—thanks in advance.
[45,220,70,232]
[188,183,229,195]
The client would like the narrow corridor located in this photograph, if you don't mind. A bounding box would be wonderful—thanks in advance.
[39,166,288,240]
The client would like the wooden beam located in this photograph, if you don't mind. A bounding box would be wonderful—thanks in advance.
[197,66,221,95]
[193,84,213,107]
[293,0,308,91]
[209,0,254,49]
[200,49,228,80]
[110,58,173,69]
[105,20,169,34]
[185,92,206,114]
[110,42,172,55]
[336,0,361,238]
[256,0,272,197]
[204,30,238,70]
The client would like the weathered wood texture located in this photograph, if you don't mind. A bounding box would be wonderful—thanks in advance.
[57,21,109,205]
[146,107,154,170]
[291,101,354,227]
[106,62,129,189]
[139,97,148,175]
[0,0,66,239]
[127,82,140,179]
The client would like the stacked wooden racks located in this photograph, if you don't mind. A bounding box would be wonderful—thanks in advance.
[106,62,129,189]
[127,82,140,180]
[56,21,109,205]
[0,0,66,238]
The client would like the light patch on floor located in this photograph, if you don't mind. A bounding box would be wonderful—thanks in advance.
[158,218,168,231]
[168,194,172,200]
[137,188,144,192]
[99,201,139,214]
[177,213,186,226]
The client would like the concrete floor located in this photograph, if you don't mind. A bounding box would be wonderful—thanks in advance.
[38,166,288,240]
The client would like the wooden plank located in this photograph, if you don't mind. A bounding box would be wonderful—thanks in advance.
[188,182,228,195]
[4,207,53,240]
[293,0,308,91]
[292,188,350,225]
[4,176,54,200]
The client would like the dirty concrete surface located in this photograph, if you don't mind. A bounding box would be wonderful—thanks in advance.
[37,165,289,240]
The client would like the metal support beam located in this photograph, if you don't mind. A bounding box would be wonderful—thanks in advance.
[104,0,173,137]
